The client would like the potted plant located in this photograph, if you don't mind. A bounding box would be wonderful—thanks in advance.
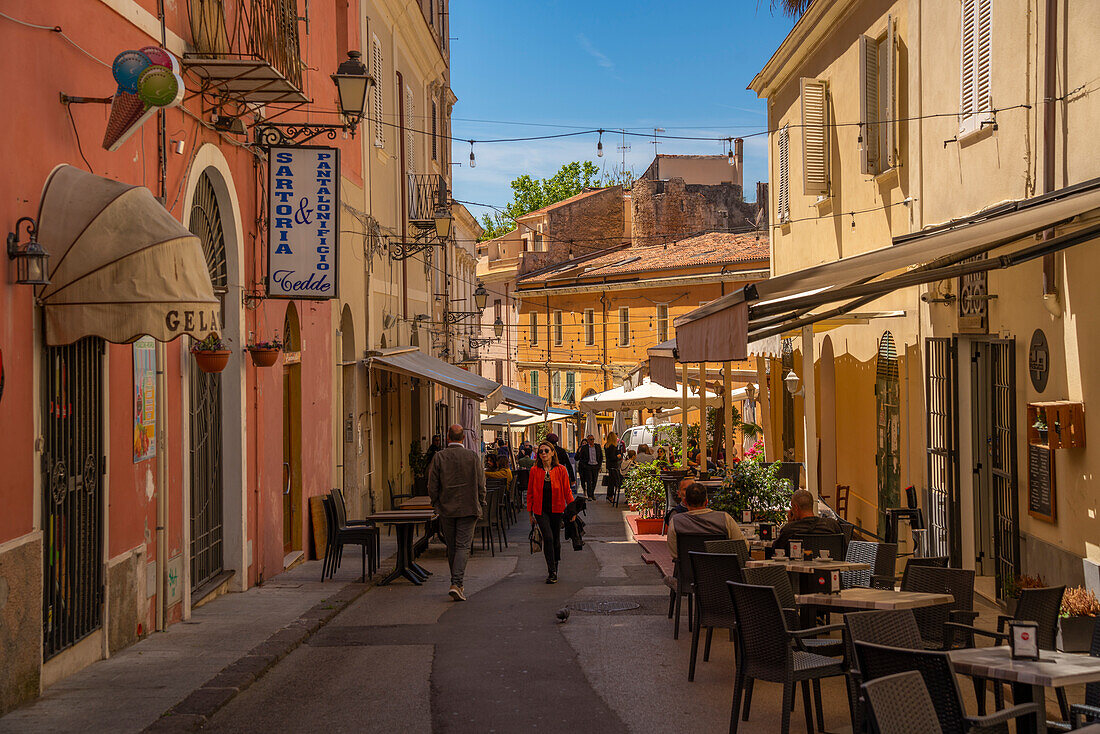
[1002,573,1047,616]
[710,452,793,525]
[191,334,231,373]
[1058,586,1100,652]
[1033,413,1049,444]
[246,334,283,367]
[623,461,666,535]
[408,440,430,495]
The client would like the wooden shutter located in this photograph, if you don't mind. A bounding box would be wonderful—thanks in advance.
[372,36,385,148]
[859,34,880,174]
[777,126,790,222]
[801,78,829,195]
[960,0,976,118]
[884,15,896,168]
[975,0,992,117]
[405,86,415,172]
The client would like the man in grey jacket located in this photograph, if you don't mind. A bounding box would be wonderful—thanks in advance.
[427,424,486,601]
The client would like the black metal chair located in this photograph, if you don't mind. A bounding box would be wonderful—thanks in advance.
[898,555,948,589]
[475,488,501,556]
[788,533,845,561]
[667,532,728,639]
[387,477,414,509]
[1071,616,1100,729]
[854,640,1042,734]
[741,565,844,657]
[704,538,750,566]
[726,581,847,734]
[686,551,742,682]
[901,566,978,650]
[320,495,377,582]
[862,671,944,734]
[840,540,897,589]
[329,489,380,577]
[843,609,924,732]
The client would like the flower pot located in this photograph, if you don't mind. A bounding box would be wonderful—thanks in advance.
[1037,429,1048,445]
[1005,597,1018,617]
[248,348,281,367]
[1057,616,1097,652]
[193,350,230,373]
[632,517,665,536]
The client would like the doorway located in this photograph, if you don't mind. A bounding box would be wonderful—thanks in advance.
[875,332,901,537]
[282,304,303,558]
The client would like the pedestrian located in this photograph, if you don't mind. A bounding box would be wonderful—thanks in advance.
[573,434,603,500]
[485,453,512,482]
[526,440,574,583]
[424,435,443,468]
[427,424,487,602]
[545,433,576,488]
[603,431,623,503]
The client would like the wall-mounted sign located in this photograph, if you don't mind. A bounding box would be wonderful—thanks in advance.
[133,336,156,462]
[1029,329,1049,393]
[1027,443,1056,523]
[267,146,339,299]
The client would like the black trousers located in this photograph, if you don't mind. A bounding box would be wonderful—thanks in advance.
[605,467,622,500]
[579,466,599,498]
[534,512,563,573]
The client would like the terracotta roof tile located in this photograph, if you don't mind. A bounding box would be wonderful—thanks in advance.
[569,231,769,278]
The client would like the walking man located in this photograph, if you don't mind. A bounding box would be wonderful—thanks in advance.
[573,434,603,500]
[428,424,486,602]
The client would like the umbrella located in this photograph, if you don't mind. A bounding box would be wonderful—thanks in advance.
[580,377,721,412]
[583,411,598,438]
[459,397,480,452]
[611,410,626,437]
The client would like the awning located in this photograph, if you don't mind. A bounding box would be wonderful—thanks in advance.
[481,406,579,427]
[35,165,219,346]
[674,178,1100,362]
[500,385,547,413]
[367,348,502,410]
[580,377,721,412]
[647,339,678,390]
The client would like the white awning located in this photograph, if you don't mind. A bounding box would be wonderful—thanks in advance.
[35,165,219,345]
[367,348,502,410]
[579,377,721,411]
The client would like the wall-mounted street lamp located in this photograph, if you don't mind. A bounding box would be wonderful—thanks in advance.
[745,382,758,402]
[7,217,50,286]
[493,316,504,339]
[473,283,489,310]
[784,370,803,397]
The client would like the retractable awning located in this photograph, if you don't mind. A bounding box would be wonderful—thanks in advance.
[35,165,219,345]
[644,338,758,389]
[481,406,579,428]
[367,348,502,410]
[674,178,1100,362]
[500,385,548,413]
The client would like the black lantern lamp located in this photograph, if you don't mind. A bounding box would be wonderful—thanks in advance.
[433,178,453,240]
[473,283,489,311]
[7,217,49,286]
[330,51,373,132]
[493,316,504,339]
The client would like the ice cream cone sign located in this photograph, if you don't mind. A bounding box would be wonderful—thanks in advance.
[103,47,184,151]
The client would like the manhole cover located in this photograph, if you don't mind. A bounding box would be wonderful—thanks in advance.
[569,600,641,614]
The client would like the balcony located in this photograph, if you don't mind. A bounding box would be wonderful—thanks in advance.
[408,174,447,227]
[183,0,308,105]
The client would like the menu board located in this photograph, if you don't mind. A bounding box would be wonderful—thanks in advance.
[1027,443,1056,522]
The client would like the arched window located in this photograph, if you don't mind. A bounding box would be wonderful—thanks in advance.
[875,331,900,535]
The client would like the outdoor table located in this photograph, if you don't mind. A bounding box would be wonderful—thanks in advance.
[398,496,433,510]
[795,587,953,610]
[948,646,1100,734]
[746,558,870,573]
[365,510,436,586]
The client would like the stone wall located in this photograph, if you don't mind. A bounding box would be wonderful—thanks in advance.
[0,534,42,715]
[630,178,760,247]
[107,549,147,654]
[517,187,625,275]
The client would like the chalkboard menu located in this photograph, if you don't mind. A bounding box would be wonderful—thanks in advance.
[1028,443,1056,522]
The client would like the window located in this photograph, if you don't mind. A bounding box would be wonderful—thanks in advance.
[371,35,385,148]
[405,85,416,172]
[801,78,829,195]
[530,312,538,345]
[859,16,897,174]
[552,371,562,401]
[535,233,544,251]
[618,306,630,346]
[495,360,503,384]
[553,310,563,346]
[777,125,790,223]
[564,372,576,404]
[656,304,669,343]
[530,370,539,395]
[431,100,438,160]
[959,0,993,134]
[583,308,595,345]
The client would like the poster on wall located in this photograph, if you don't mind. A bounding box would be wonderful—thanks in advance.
[133,336,156,462]
[266,146,339,299]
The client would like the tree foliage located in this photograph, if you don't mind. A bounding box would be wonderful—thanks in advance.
[478,161,603,241]
[769,0,812,19]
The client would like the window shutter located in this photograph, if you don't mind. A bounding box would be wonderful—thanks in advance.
[960,0,976,118]
[372,36,385,148]
[859,34,880,174]
[777,126,790,222]
[975,0,992,116]
[801,78,829,195]
[405,86,415,172]
[884,15,896,168]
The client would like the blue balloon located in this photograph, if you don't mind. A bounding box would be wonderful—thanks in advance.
[112,50,152,93]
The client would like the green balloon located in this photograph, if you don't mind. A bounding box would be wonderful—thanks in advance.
[136,67,179,107]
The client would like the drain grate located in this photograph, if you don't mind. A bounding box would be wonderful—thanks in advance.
[569,600,641,614]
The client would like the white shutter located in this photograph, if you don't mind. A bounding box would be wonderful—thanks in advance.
[801,78,829,195]
[975,0,992,116]
[777,125,790,222]
[859,34,880,174]
[371,36,385,148]
[405,86,415,172]
[960,0,976,119]
[884,15,896,168]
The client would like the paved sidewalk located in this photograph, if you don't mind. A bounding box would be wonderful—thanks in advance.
[0,536,398,734]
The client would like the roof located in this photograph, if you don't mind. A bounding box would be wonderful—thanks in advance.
[514,187,612,220]
[550,231,769,280]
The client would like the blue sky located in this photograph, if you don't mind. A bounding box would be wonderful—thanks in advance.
[449,0,798,222]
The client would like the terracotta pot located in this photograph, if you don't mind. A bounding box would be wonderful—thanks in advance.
[633,517,665,536]
[248,348,281,367]
[1057,616,1097,652]
[193,349,230,373]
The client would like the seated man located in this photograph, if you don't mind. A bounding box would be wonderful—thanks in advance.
[773,488,842,551]
[667,482,744,560]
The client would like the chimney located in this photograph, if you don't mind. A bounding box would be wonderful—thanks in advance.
[733,138,744,190]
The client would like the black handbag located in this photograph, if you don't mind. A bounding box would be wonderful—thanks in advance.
[601,474,612,487]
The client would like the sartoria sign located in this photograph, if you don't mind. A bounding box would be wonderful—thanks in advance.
[267,146,339,299]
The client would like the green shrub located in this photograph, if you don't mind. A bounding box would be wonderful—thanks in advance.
[709,456,793,524]
[623,461,666,519]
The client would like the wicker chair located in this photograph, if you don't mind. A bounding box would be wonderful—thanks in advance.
[667,532,729,639]
[704,538,750,565]
[788,533,845,561]
[901,566,978,650]
[727,581,847,734]
[840,540,897,589]
[474,488,501,556]
[854,640,1041,734]
[899,555,948,589]
[1071,617,1100,729]
[862,671,944,733]
[741,565,844,658]
[686,551,743,682]
[843,609,924,732]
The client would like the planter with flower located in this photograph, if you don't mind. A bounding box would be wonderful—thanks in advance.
[1058,586,1100,652]
[191,334,231,373]
[623,460,666,535]
[709,451,793,525]
[246,335,283,367]
[1001,573,1047,616]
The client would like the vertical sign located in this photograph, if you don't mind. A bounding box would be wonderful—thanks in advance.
[133,336,156,462]
[267,146,339,299]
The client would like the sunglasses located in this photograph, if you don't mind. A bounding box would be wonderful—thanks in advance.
[538,448,552,454]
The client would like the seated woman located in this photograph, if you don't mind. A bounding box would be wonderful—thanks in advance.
[620,450,637,474]
[485,453,513,482]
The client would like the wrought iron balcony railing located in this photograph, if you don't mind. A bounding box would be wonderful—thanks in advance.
[408,173,446,226]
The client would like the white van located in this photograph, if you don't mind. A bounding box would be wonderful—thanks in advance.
[622,421,678,455]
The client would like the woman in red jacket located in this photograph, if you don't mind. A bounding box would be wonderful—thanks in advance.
[527,440,574,583]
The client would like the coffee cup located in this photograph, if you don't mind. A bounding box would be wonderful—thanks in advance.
[774,548,786,559]
[819,549,831,560]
